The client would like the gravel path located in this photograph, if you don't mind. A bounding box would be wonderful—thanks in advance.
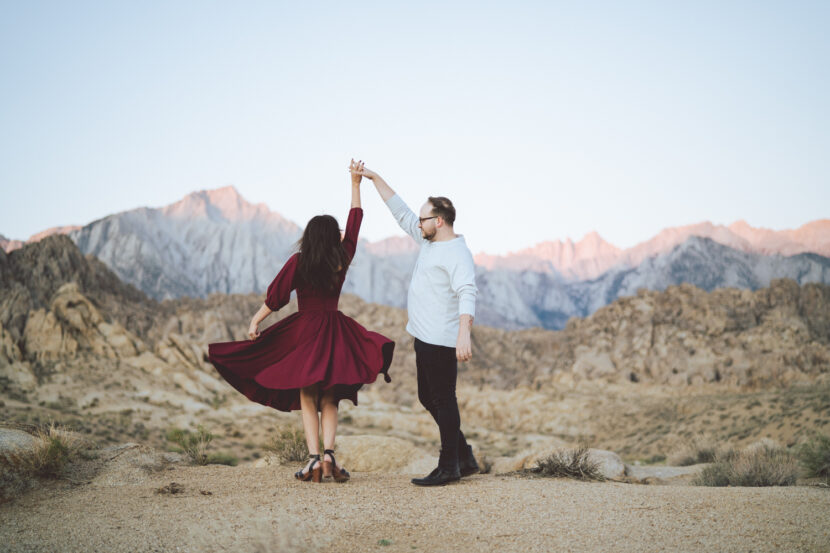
[2,464,829,553]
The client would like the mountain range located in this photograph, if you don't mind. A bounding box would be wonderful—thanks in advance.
[2,186,829,330]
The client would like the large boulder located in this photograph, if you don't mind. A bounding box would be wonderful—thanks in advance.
[333,435,436,474]
[22,282,141,362]
[0,427,37,456]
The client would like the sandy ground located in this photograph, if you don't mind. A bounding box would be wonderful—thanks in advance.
[2,460,829,553]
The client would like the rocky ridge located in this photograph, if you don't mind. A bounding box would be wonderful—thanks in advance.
[3,187,829,331]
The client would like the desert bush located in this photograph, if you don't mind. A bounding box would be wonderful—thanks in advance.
[531,446,606,481]
[166,425,214,465]
[1,422,90,503]
[207,452,239,466]
[669,436,720,466]
[796,433,830,479]
[694,442,799,487]
[264,427,309,464]
[1,422,88,478]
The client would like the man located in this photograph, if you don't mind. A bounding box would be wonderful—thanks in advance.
[353,161,479,486]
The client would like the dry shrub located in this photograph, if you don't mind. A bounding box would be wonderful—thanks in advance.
[694,442,799,487]
[1,422,89,478]
[796,433,830,479]
[1,422,91,503]
[206,452,238,466]
[531,446,606,481]
[264,427,309,464]
[668,436,720,466]
[165,425,214,465]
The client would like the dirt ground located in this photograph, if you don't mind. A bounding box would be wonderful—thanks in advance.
[2,456,829,553]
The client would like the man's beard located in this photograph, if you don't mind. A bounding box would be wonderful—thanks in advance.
[422,228,436,241]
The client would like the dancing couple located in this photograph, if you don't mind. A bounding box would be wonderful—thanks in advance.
[207,160,479,486]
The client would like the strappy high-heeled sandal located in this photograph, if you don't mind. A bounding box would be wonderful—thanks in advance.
[294,454,322,483]
[322,449,350,483]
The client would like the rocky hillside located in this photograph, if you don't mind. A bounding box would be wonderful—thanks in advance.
[0,235,157,345]
[1,235,828,465]
[3,234,829,398]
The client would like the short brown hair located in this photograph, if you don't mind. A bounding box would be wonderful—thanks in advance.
[428,196,456,226]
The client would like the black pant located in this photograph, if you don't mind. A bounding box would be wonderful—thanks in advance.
[414,337,470,469]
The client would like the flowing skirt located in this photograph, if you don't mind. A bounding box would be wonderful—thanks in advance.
[207,310,394,412]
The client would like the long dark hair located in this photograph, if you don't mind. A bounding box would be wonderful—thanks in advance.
[295,214,351,294]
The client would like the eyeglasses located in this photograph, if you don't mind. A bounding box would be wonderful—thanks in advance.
[418,216,438,224]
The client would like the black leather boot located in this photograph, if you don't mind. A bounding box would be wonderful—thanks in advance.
[459,444,479,477]
[411,464,460,486]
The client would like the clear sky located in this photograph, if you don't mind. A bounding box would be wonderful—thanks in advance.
[1,1,828,255]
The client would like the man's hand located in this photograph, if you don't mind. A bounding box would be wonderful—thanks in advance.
[352,163,379,181]
[456,331,472,362]
[350,161,394,201]
[248,320,261,341]
[456,314,474,362]
[349,158,364,187]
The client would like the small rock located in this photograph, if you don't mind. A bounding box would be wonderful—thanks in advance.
[155,482,184,494]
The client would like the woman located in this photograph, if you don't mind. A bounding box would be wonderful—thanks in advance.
[207,159,394,483]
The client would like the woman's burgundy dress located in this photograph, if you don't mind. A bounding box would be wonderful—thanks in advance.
[207,207,394,412]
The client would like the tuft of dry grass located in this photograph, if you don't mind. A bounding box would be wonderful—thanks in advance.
[165,425,214,465]
[1,422,89,478]
[530,446,606,481]
[1,422,92,503]
[668,436,721,466]
[694,441,799,487]
[263,427,310,465]
[206,452,239,466]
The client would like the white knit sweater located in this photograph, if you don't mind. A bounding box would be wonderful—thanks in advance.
[385,194,478,348]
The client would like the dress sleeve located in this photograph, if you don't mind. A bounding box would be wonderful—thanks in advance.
[341,207,363,260]
[264,253,298,311]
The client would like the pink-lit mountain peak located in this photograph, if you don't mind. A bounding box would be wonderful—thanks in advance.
[510,231,620,262]
[475,218,830,281]
[162,185,288,225]
[726,218,830,256]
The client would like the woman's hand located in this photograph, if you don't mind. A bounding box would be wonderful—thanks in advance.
[350,160,378,181]
[248,320,261,340]
[349,159,364,187]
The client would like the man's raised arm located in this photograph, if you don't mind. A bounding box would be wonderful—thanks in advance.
[358,166,395,202]
[353,164,423,243]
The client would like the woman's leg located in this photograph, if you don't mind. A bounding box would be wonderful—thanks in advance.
[299,383,320,472]
[320,387,341,468]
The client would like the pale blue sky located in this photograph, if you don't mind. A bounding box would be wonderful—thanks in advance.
[1,1,828,255]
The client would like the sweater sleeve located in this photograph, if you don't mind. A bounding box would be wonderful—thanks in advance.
[384,194,424,244]
[264,253,298,311]
[448,247,477,317]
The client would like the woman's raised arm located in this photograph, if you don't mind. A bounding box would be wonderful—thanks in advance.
[349,158,362,209]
